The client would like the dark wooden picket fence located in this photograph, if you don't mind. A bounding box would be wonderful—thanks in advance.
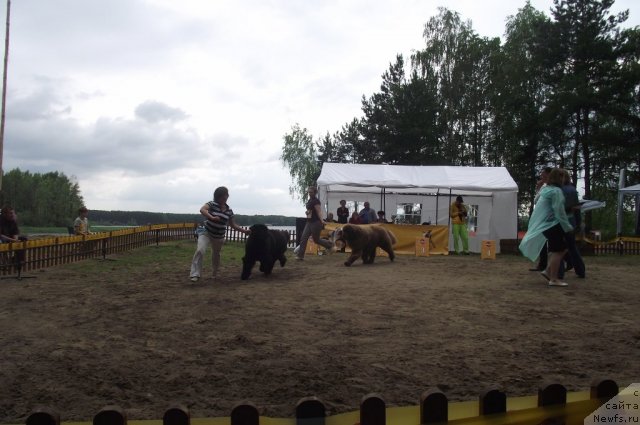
[589,236,640,255]
[22,379,621,425]
[0,224,298,278]
[0,224,195,277]
[500,236,640,255]
[2,224,636,278]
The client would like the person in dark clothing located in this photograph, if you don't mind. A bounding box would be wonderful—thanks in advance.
[558,170,585,279]
[336,200,349,224]
[295,186,335,260]
[0,206,28,264]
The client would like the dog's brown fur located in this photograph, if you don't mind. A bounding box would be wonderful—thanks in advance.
[332,224,396,266]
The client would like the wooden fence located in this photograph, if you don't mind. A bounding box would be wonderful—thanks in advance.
[588,236,640,255]
[21,379,621,425]
[0,224,299,278]
[2,225,637,278]
[500,236,640,256]
[0,224,195,277]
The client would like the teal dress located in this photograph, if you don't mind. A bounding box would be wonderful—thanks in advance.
[519,185,573,262]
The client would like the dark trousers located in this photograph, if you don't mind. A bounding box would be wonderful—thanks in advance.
[559,231,585,278]
[537,243,548,270]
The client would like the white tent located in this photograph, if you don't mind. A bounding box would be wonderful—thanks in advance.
[317,163,519,253]
[618,183,640,235]
[619,183,640,194]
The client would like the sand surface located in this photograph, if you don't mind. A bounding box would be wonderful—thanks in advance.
[0,248,638,423]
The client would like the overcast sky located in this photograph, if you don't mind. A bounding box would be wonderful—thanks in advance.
[2,0,638,217]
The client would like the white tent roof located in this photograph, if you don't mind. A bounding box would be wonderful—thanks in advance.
[317,163,518,194]
[620,183,640,193]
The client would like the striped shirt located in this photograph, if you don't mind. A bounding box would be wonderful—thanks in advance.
[204,201,234,239]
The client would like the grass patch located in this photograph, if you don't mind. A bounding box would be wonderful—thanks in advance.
[21,226,70,234]
[62,240,247,275]
[22,225,134,235]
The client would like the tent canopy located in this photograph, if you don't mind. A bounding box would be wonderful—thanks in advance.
[619,183,640,193]
[317,163,518,194]
[317,163,519,252]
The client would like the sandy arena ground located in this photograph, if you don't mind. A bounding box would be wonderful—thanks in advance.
[0,248,638,423]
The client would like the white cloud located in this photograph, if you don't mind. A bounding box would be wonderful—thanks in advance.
[2,0,638,217]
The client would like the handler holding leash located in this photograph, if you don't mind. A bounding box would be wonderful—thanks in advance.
[189,186,250,283]
[295,186,335,260]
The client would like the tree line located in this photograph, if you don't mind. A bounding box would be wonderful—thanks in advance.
[0,168,84,226]
[88,210,296,227]
[281,0,640,233]
[0,168,296,227]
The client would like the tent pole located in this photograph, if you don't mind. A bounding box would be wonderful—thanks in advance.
[447,189,453,227]
[435,189,440,224]
[616,169,625,236]
[635,193,640,236]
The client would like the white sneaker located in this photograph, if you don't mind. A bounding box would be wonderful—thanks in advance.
[548,280,568,287]
[190,276,199,282]
[293,245,300,255]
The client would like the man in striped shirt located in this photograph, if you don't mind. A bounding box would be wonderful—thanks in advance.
[189,186,250,282]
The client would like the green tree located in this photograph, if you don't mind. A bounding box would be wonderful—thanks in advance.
[280,124,321,204]
[545,0,639,194]
[412,8,478,165]
[361,55,440,165]
[492,3,554,212]
[0,168,84,226]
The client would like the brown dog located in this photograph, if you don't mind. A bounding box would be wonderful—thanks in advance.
[331,224,396,266]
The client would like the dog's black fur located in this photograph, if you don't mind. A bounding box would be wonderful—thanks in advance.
[241,224,289,280]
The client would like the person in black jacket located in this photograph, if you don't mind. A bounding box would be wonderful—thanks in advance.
[0,206,28,264]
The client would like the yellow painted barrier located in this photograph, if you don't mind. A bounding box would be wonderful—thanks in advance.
[305,239,318,255]
[481,240,496,260]
[415,236,430,256]
[323,223,450,255]
[20,388,613,425]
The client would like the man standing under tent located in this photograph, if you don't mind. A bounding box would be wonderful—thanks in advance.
[336,200,349,224]
[449,196,470,255]
[358,202,377,224]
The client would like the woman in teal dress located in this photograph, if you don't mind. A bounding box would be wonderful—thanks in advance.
[519,168,573,286]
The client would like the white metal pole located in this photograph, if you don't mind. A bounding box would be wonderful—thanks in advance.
[0,0,11,191]
[616,168,625,236]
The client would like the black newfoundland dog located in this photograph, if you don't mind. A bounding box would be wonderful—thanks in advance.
[241,224,290,280]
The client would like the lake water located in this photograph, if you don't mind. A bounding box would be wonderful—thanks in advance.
[267,225,296,233]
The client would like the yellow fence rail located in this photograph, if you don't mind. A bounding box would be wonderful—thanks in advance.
[584,236,640,255]
[20,379,620,425]
[0,224,199,277]
[2,224,637,278]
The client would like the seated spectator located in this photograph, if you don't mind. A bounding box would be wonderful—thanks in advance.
[0,206,28,264]
[0,206,26,243]
[377,210,388,223]
[326,212,337,223]
[348,211,362,224]
[73,206,91,235]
